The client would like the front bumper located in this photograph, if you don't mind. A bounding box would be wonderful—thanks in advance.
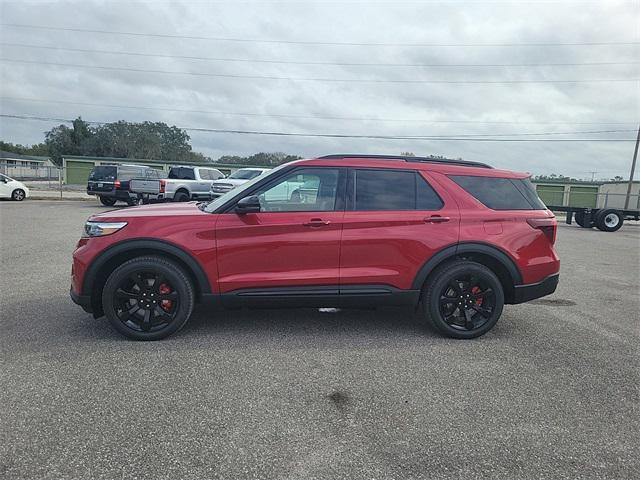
[70,288,93,313]
[511,274,559,304]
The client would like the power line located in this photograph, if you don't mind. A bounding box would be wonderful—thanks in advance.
[2,42,638,68]
[3,96,636,126]
[1,113,636,142]
[2,23,638,47]
[2,58,637,84]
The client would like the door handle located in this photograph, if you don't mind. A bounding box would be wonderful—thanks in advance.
[424,215,450,224]
[303,218,331,227]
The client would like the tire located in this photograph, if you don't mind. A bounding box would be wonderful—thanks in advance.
[11,189,26,201]
[99,196,116,206]
[595,209,623,232]
[126,197,140,207]
[574,211,589,228]
[173,190,190,202]
[422,260,504,339]
[102,256,195,340]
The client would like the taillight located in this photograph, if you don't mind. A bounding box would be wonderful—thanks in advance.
[159,179,166,193]
[114,180,121,189]
[527,218,557,244]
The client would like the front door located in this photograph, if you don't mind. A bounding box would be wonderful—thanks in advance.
[215,167,346,294]
[0,174,11,198]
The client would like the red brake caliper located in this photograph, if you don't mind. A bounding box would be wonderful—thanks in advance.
[471,286,483,306]
[158,283,173,311]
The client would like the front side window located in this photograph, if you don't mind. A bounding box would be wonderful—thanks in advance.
[354,169,443,211]
[255,168,340,212]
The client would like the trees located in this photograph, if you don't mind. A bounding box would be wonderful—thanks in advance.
[41,117,211,165]
[0,141,48,156]
[217,152,302,166]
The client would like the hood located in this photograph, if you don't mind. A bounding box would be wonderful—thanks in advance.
[91,201,206,221]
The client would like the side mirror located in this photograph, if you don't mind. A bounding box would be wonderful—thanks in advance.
[235,195,261,214]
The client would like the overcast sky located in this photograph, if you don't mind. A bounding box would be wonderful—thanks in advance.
[0,0,638,179]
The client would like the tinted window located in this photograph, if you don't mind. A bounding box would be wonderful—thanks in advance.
[168,167,196,180]
[450,175,545,210]
[88,166,116,181]
[199,169,212,180]
[256,168,339,212]
[354,170,443,211]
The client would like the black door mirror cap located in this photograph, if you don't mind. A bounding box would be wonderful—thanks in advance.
[236,195,261,214]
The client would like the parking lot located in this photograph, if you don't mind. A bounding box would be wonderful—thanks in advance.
[1,200,638,479]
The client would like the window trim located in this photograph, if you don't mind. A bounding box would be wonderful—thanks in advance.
[348,167,444,212]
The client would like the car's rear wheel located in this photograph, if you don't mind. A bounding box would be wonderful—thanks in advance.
[99,196,116,206]
[422,260,504,339]
[102,256,194,340]
[173,190,190,202]
[594,209,623,232]
[11,189,26,201]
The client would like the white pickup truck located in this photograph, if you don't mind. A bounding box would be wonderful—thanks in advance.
[129,165,225,202]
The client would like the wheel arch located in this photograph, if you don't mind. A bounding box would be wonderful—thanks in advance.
[412,242,523,304]
[83,239,211,316]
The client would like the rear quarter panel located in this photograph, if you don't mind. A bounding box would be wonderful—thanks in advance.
[430,172,560,284]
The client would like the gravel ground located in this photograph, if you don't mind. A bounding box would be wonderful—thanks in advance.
[1,201,638,480]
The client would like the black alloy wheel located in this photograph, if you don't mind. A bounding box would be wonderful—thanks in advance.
[102,256,194,340]
[423,260,504,339]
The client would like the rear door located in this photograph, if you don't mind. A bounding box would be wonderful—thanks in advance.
[215,167,346,294]
[340,168,459,291]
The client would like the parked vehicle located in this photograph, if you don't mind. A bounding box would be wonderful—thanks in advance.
[87,164,162,206]
[210,168,270,198]
[129,165,225,202]
[0,173,29,201]
[71,154,560,341]
[547,205,638,232]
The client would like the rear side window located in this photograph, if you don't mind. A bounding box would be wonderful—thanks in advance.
[450,175,546,210]
[354,169,443,211]
[88,166,116,181]
[169,167,196,180]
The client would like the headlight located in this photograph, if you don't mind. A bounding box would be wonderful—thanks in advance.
[82,221,128,237]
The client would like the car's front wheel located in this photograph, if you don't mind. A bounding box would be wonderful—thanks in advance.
[422,260,504,339]
[12,189,26,201]
[102,256,195,340]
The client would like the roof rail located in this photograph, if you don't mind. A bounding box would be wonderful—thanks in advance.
[317,154,492,169]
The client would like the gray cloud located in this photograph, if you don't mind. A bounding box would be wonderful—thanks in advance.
[0,0,638,179]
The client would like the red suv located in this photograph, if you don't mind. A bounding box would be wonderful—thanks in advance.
[71,154,559,340]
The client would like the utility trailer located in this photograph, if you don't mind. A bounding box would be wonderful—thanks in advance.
[548,205,640,232]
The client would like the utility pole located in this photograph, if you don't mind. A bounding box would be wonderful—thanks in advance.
[624,125,640,209]
[589,171,598,182]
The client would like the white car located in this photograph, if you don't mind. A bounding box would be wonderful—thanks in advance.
[210,168,270,198]
[0,173,29,201]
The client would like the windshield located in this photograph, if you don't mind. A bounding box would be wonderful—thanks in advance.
[203,163,288,213]
[228,169,264,180]
[88,166,117,181]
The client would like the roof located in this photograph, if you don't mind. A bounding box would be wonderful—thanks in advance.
[318,154,492,169]
[0,150,50,162]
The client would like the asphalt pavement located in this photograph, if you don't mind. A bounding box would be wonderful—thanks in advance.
[1,200,638,479]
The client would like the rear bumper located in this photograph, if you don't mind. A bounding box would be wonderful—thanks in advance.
[511,274,559,304]
[70,288,93,313]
